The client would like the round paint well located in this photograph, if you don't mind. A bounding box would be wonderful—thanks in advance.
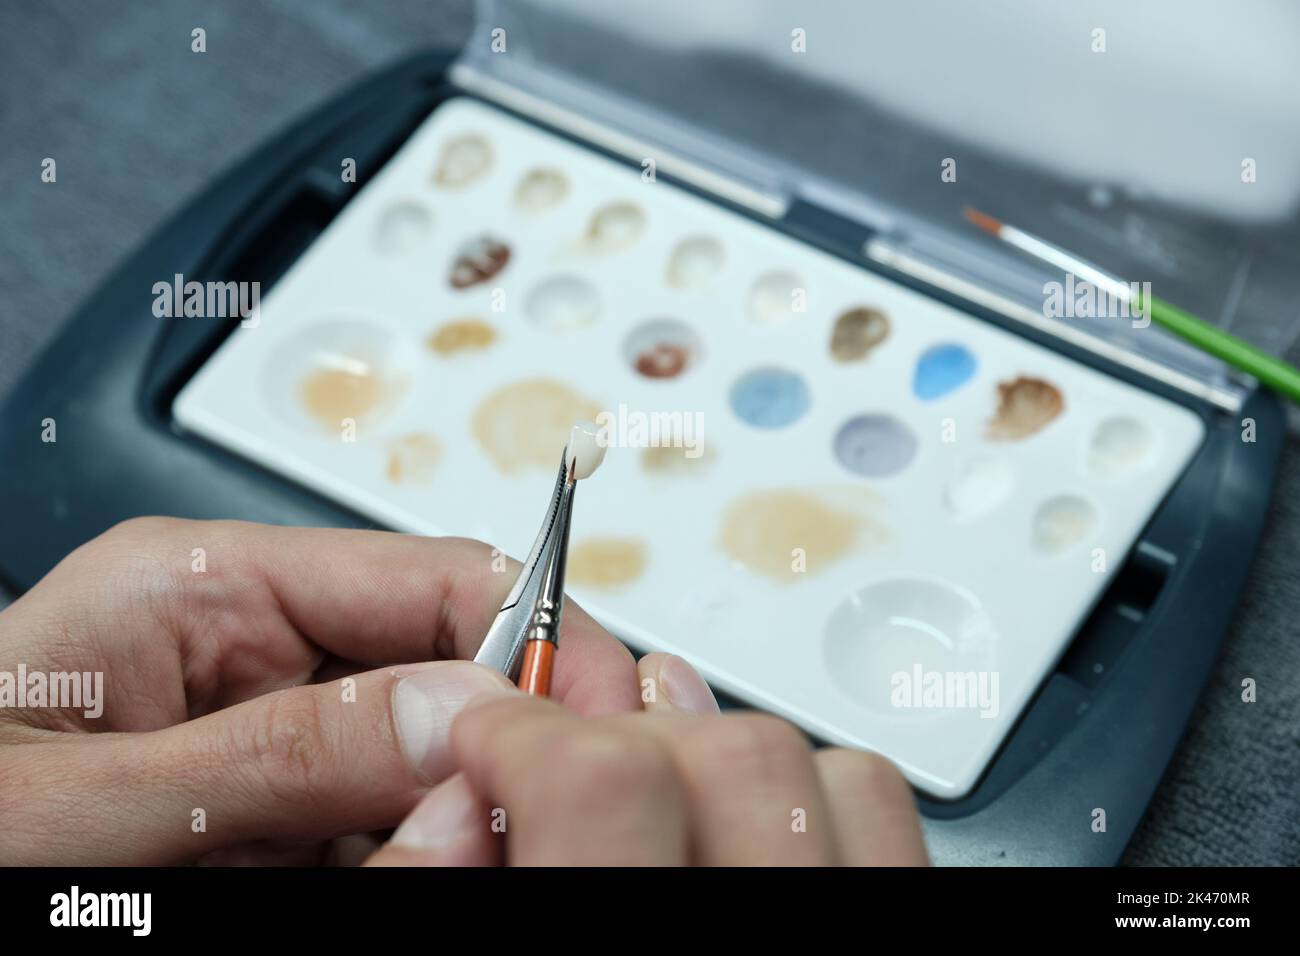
[514,167,569,212]
[1031,495,1099,556]
[823,578,997,714]
[623,318,701,380]
[448,235,511,289]
[829,307,890,362]
[584,201,646,253]
[1087,416,1153,478]
[833,414,918,478]
[665,236,725,289]
[432,133,492,188]
[526,275,602,332]
[747,271,806,326]
[913,343,976,400]
[729,367,811,429]
[943,457,1014,520]
[265,319,410,435]
[373,201,432,255]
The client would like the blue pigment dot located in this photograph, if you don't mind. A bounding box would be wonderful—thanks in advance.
[834,414,918,478]
[913,343,976,401]
[729,367,811,429]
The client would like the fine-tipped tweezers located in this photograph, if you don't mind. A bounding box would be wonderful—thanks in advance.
[473,451,576,684]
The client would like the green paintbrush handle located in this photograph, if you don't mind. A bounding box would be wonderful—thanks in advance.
[1144,295,1300,403]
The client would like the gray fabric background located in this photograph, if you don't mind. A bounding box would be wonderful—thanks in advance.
[0,1,1295,865]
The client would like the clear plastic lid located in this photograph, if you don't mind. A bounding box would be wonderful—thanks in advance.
[457,0,1300,405]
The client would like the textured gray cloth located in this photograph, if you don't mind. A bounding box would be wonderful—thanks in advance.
[0,0,1296,865]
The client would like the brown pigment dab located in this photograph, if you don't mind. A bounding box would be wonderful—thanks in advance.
[985,376,1064,441]
[718,489,880,582]
[635,342,690,379]
[427,319,497,356]
[472,378,603,474]
[300,364,385,431]
[386,433,443,484]
[566,537,648,589]
[449,236,511,289]
[829,307,890,362]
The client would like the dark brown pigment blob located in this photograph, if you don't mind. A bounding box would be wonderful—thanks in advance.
[985,376,1064,441]
[635,342,690,379]
[449,236,511,289]
[830,307,890,362]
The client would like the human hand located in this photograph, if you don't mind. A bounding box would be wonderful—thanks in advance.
[366,652,930,866]
[0,518,640,864]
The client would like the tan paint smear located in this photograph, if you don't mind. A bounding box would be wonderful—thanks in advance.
[566,536,648,589]
[386,432,443,484]
[300,365,385,430]
[641,444,713,474]
[472,378,602,474]
[985,376,1064,441]
[427,319,497,356]
[718,488,883,582]
[830,307,890,362]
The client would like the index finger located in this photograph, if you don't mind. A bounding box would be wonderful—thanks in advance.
[212,521,640,715]
[18,517,640,718]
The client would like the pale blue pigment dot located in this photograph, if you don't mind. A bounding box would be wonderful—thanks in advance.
[729,367,811,429]
[833,414,918,478]
[913,343,976,401]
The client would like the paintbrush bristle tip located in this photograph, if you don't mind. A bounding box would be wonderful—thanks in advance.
[962,207,1003,235]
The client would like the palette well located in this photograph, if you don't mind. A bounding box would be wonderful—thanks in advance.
[174,97,1206,798]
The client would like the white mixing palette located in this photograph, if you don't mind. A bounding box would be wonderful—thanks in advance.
[174,97,1206,798]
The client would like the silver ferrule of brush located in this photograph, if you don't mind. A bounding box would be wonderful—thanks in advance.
[529,597,561,645]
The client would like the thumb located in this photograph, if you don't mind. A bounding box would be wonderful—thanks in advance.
[637,653,719,714]
[364,772,502,867]
[10,660,515,864]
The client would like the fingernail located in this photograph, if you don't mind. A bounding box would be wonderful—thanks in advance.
[393,661,513,782]
[659,655,719,714]
[392,774,481,851]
